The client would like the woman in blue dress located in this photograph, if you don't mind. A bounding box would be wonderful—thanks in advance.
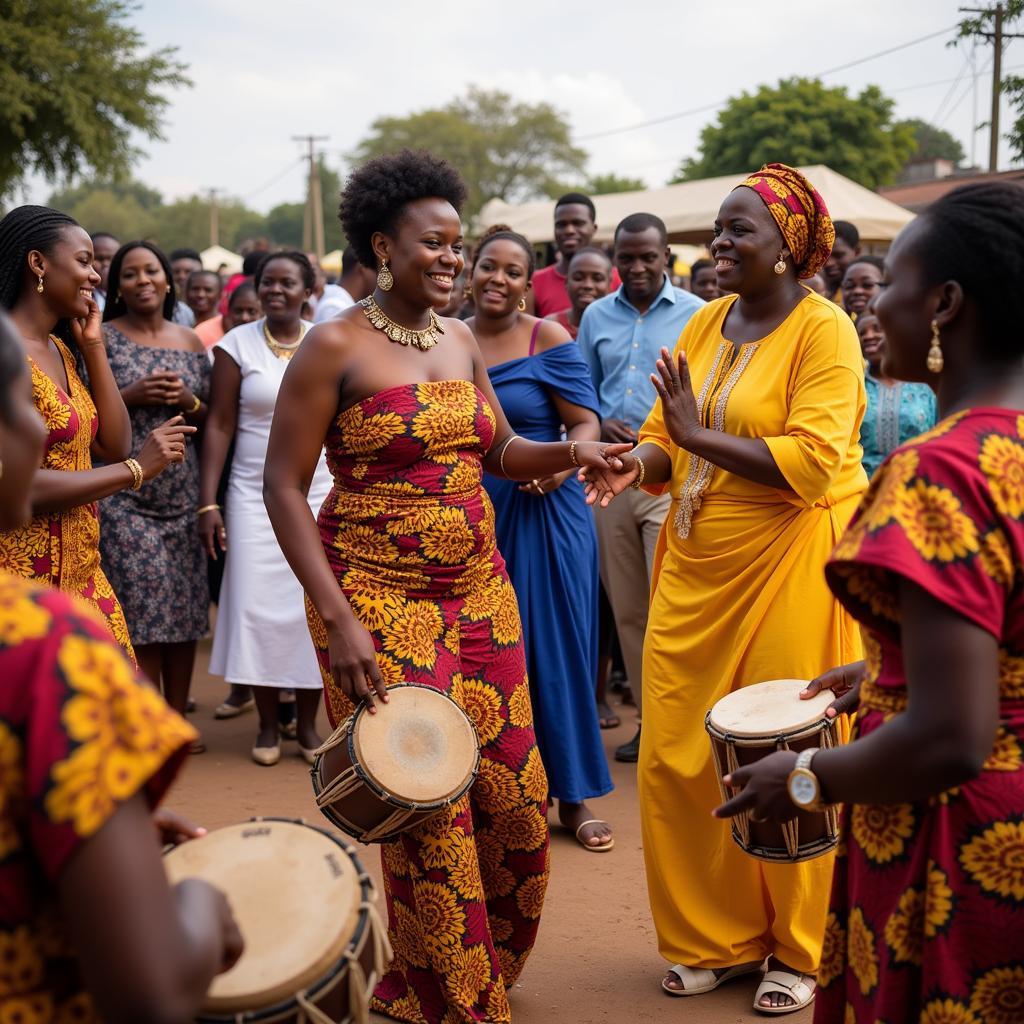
[857,312,936,476]
[468,227,614,852]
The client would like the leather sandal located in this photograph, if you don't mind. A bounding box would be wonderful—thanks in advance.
[753,970,816,1015]
[662,960,762,997]
[574,819,614,852]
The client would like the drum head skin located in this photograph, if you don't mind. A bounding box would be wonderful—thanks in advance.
[164,820,360,1013]
[709,679,833,737]
[353,685,478,804]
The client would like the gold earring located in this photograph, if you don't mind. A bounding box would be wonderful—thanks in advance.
[517,297,526,311]
[377,261,393,292]
[0,457,4,481]
[927,319,944,373]
[36,275,44,293]
[773,253,787,275]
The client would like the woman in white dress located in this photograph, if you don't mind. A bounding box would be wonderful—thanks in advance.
[199,251,332,765]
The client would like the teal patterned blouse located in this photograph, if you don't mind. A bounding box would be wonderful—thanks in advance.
[860,369,937,477]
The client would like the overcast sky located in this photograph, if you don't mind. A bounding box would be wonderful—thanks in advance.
[23,0,1023,212]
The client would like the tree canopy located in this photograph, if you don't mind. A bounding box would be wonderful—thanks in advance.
[584,173,648,195]
[0,0,189,197]
[673,77,916,189]
[349,87,587,219]
[898,118,966,166]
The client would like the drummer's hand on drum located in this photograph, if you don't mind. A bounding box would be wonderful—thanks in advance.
[801,660,865,718]
[153,806,207,846]
[713,750,800,824]
[173,879,245,974]
[327,613,389,713]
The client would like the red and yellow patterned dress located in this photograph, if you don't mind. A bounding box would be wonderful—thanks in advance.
[0,337,133,656]
[307,380,550,1024]
[817,409,1024,1023]
[0,572,196,1022]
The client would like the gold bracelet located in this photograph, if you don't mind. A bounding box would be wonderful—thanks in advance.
[498,434,522,478]
[124,458,144,491]
[187,394,202,414]
[568,439,579,468]
[197,504,222,516]
[629,455,646,489]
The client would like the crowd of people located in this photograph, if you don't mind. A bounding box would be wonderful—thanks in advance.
[1,149,1021,1024]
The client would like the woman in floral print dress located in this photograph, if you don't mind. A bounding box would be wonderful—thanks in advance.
[263,151,629,1024]
[716,182,1024,1022]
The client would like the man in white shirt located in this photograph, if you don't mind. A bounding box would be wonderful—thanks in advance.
[314,246,376,323]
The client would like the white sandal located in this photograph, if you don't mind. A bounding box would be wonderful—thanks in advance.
[662,960,762,997]
[753,970,816,1015]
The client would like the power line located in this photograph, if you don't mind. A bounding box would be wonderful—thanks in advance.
[242,157,305,202]
[574,25,960,143]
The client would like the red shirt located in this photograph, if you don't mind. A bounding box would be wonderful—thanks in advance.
[532,263,621,318]
[546,308,579,340]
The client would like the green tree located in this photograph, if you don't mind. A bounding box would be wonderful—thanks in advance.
[350,87,587,219]
[47,178,163,239]
[586,173,647,194]
[0,0,189,197]
[150,195,265,253]
[898,118,966,165]
[957,1,1024,163]
[672,78,916,189]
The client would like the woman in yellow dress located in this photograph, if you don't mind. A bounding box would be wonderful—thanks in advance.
[581,164,868,1014]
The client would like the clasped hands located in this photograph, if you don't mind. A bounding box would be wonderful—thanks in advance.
[579,347,703,507]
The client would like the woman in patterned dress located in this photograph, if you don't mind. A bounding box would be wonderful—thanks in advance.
[263,151,629,1024]
[99,241,211,735]
[716,181,1024,1021]
[0,309,242,1022]
[0,207,195,657]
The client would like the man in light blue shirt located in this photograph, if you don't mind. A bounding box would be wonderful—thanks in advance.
[577,213,704,761]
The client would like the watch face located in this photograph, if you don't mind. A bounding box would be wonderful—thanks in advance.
[789,773,818,807]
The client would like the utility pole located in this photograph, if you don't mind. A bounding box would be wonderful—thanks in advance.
[292,134,329,260]
[960,3,1024,171]
[204,188,221,247]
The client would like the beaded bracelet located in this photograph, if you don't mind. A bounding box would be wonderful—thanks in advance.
[629,455,647,490]
[568,439,579,468]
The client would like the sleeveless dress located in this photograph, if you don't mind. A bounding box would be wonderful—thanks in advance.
[209,320,332,688]
[0,337,134,657]
[483,335,612,804]
[98,325,211,644]
[306,380,550,1024]
[816,409,1024,1022]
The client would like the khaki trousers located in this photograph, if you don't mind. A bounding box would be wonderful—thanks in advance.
[593,488,670,717]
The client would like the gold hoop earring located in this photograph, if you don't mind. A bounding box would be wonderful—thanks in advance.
[36,275,44,294]
[517,297,526,311]
[927,319,944,373]
[773,253,787,275]
[377,261,393,292]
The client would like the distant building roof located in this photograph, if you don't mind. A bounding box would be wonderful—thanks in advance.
[879,168,1024,212]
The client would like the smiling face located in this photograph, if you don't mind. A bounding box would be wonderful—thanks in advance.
[226,286,261,327]
[257,257,310,322]
[186,270,222,318]
[856,313,885,369]
[691,266,721,302]
[472,238,531,317]
[553,203,596,261]
[28,225,101,319]
[824,235,858,287]
[710,188,789,297]
[842,261,882,316]
[117,247,170,316]
[374,197,464,309]
[614,227,669,307]
[92,235,119,292]
[171,256,202,297]
[567,251,612,313]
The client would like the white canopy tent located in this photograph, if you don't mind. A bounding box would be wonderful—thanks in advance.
[479,166,913,247]
[201,244,243,274]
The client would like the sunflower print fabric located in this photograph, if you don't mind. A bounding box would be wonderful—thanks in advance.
[816,409,1024,1023]
[0,572,195,1023]
[307,380,550,1024]
[0,338,134,658]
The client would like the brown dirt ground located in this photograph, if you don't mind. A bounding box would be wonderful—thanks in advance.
[174,638,814,1024]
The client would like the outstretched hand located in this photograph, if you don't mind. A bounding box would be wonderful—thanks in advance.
[652,346,702,450]
[578,451,640,507]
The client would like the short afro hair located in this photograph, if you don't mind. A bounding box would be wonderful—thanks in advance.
[555,192,597,220]
[475,224,536,279]
[254,250,316,291]
[340,149,467,269]
[614,212,668,247]
[833,220,860,249]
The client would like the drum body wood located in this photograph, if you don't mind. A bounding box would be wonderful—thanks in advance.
[163,818,390,1024]
[312,683,480,844]
[705,679,842,863]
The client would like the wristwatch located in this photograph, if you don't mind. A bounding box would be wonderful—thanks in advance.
[787,748,825,812]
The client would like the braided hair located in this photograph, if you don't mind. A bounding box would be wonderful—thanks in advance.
[0,205,81,342]
[475,224,536,279]
[102,241,177,322]
[912,182,1024,360]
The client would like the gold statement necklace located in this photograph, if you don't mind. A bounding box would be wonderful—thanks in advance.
[263,319,308,360]
[360,295,444,351]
